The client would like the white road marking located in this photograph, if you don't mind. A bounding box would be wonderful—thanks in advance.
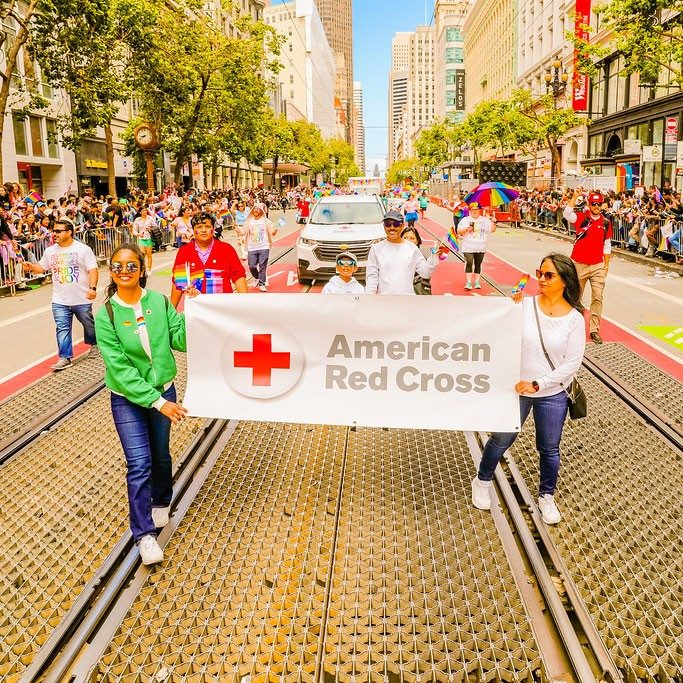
[664,327,683,339]
[287,271,298,287]
[268,270,284,280]
[608,272,683,307]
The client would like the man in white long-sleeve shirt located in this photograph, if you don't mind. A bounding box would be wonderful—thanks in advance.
[562,189,612,344]
[365,210,443,294]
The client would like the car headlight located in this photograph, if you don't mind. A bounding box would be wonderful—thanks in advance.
[299,237,318,246]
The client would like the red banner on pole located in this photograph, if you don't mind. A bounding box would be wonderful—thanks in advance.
[572,0,591,111]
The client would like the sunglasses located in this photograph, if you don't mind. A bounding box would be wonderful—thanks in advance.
[337,259,357,267]
[384,220,403,228]
[52,228,69,234]
[589,202,602,206]
[110,261,141,274]
[535,269,559,281]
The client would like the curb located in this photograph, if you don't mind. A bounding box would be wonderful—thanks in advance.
[518,222,683,275]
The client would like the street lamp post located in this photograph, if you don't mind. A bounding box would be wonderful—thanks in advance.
[544,60,569,187]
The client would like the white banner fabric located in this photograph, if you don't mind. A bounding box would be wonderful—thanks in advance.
[184,294,522,432]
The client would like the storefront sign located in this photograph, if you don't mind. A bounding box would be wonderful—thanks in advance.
[642,145,662,162]
[623,139,641,155]
[572,0,591,111]
[184,295,523,432]
[85,159,108,169]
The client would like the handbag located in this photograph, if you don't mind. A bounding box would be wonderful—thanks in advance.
[532,298,587,420]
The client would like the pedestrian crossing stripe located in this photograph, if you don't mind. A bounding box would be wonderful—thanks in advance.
[638,325,683,348]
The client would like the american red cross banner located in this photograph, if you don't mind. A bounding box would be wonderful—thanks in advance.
[183,294,523,431]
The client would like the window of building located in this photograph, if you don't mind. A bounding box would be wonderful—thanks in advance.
[590,65,605,118]
[588,134,603,156]
[29,116,43,156]
[290,90,294,99]
[652,118,664,146]
[12,114,27,155]
[290,74,294,84]
[445,47,458,63]
[446,90,457,106]
[446,27,461,42]
[46,119,59,158]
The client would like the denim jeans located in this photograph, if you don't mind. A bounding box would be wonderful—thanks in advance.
[111,385,176,541]
[52,303,96,359]
[247,248,270,286]
[477,390,569,496]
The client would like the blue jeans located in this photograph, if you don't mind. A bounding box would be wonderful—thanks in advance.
[111,385,176,541]
[248,248,269,286]
[478,391,569,496]
[52,303,96,359]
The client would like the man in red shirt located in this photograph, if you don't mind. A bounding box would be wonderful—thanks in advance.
[563,189,612,344]
[170,212,247,309]
[296,195,311,224]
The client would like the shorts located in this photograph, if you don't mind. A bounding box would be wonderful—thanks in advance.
[138,238,154,248]
[406,212,418,222]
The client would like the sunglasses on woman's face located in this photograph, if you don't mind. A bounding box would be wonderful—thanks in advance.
[535,269,559,281]
[110,261,140,274]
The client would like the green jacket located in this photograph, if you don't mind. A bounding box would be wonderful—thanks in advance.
[95,290,186,407]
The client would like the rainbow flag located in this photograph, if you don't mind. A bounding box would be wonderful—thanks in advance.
[173,262,204,291]
[512,274,529,294]
[23,191,42,205]
[216,208,230,218]
[446,227,460,252]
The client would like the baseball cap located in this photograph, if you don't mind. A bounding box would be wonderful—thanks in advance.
[588,192,604,204]
[468,201,482,209]
[383,209,404,223]
[336,251,358,265]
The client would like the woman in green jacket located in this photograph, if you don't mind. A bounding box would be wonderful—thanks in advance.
[95,243,190,565]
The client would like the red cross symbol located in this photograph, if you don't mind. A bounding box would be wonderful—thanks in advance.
[234,334,291,386]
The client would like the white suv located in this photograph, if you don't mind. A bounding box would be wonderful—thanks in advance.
[296,195,386,284]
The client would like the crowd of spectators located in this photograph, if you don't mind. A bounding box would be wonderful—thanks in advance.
[0,183,313,290]
[517,183,683,262]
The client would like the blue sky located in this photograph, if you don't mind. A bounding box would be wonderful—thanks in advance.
[270,0,436,172]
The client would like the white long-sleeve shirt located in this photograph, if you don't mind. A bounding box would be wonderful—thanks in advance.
[365,240,438,294]
[521,296,585,397]
[322,275,365,295]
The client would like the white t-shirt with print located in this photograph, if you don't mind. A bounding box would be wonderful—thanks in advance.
[38,240,98,306]
[246,217,273,252]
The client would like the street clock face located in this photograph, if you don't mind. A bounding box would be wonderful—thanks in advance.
[134,125,156,149]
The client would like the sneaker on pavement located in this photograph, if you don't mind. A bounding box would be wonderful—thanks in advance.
[590,331,603,344]
[538,494,561,524]
[87,344,100,357]
[151,506,170,528]
[50,358,72,371]
[464,282,472,291]
[474,281,481,289]
[471,477,492,510]
[139,534,164,565]
[259,284,268,292]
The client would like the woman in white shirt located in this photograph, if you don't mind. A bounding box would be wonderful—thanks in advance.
[472,253,586,525]
[457,202,496,290]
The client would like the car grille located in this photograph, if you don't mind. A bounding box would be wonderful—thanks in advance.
[314,240,374,262]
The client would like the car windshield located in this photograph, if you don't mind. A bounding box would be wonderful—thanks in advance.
[310,201,385,225]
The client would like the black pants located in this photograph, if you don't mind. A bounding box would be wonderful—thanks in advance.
[464,251,485,274]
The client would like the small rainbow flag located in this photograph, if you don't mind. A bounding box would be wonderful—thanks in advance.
[173,262,204,291]
[454,203,469,220]
[216,208,230,218]
[24,191,42,205]
[512,273,529,294]
[446,227,460,252]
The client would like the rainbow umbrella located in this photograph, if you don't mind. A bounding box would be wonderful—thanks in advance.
[463,182,520,207]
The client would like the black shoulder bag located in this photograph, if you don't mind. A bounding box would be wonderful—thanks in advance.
[532,298,587,420]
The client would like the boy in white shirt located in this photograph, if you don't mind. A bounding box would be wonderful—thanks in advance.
[322,251,365,294]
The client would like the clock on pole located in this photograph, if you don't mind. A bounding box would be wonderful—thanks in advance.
[133,123,159,192]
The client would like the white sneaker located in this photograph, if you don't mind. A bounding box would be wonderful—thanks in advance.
[139,534,164,565]
[258,284,267,292]
[471,477,492,510]
[50,357,72,371]
[87,344,100,358]
[538,494,561,524]
[151,506,170,528]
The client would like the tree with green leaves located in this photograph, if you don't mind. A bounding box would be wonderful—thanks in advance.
[415,121,450,170]
[572,0,683,88]
[30,0,160,196]
[511,89,583,185]
[386,158,420,185]
[311,138,360,185]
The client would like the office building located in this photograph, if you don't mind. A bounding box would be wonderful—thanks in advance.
[353,81,366,173]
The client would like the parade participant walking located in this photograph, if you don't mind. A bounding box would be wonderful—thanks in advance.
[472,253,585,524]
[563,189,612,344]
[404,195,419,227]
[231,199,249,259]
[322,251,365,294]
[242,203,275,291]
[418,192,429,219]
[21,219,98,370]
[457,202,496,290]
[401,226,432,295]
[170,212,247,308]
[171,206,194,248]
[365,210,443,294]
[133,206,156,272]
[95,243,192,565]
